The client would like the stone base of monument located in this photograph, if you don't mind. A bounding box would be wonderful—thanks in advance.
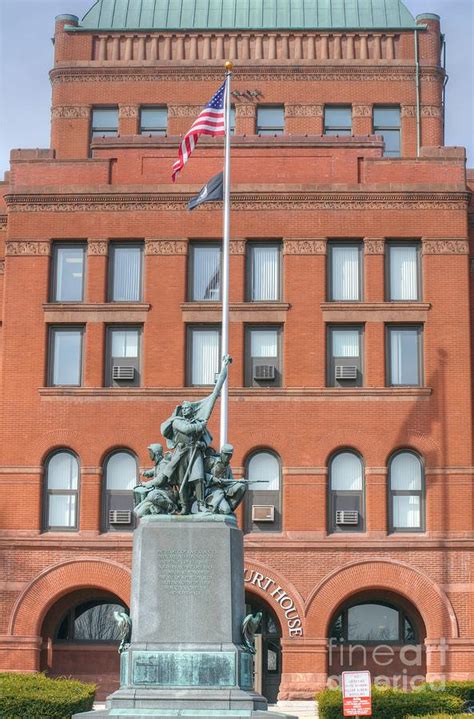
[74,515,295,719]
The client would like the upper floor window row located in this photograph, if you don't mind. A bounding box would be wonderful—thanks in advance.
[328,240,421,302]
[189,241,282,303]
[91,105,400,156]
[50,241,144,303]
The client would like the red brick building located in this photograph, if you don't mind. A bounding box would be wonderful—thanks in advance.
[0,0,473,705]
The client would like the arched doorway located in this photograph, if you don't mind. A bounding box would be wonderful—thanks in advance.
[327,590,427,689]
[40,588,128,700]
[245,593,282,704]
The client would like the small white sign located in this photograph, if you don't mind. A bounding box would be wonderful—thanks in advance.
[342,671,372,717]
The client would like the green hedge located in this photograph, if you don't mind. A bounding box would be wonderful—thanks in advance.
[316,687,464,719]
[420,682,474,702]
[405,715,473,719]
[0,672,96,719]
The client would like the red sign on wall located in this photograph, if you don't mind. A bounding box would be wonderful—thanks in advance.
[342,671,372,717]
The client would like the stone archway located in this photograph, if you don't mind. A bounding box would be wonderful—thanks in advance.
[10,558,130,638]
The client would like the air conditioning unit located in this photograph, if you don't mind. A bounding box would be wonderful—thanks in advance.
[254,364,276,381]
[109,510,132,524]
[113,366,135,381]
[335,365,358,380]
[252,505,275,522]
[336,510,359,525]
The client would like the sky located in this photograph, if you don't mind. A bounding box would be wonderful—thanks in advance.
[0,0,473,176]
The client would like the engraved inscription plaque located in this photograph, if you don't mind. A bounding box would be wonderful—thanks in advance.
[132,651,236,687]
[158,550,214,595]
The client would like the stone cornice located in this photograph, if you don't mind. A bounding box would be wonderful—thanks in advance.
[38,387,432,398]
[50,65,443,85]
[5,191,469,212]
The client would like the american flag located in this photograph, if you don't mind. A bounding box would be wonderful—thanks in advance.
[172,80,227,182]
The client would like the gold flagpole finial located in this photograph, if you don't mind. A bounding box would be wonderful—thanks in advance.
[225,60,233,71]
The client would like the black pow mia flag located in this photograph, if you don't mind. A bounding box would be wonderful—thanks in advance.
[188,171,224,211]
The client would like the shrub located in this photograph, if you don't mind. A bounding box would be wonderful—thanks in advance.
[420,682,474,702]
[405,715,472,719]
[316,686,464,719]
[0,672,96,719]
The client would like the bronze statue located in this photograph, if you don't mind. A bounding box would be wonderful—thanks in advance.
[204,444,246,515]
[132,355,263,518]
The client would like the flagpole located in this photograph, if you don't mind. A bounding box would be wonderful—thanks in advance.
[220,60,233,449]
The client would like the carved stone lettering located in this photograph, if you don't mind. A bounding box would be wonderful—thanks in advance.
[6,241,50,256]
[145,240,188,255]
[158,550,214,594]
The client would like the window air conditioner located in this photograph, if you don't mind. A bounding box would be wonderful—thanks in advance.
[109,510,132,525]
[113,366,135,381]
[252,505,275,522]
[335,365,357,380]
[254,364,276,381]
[336,510,359,525]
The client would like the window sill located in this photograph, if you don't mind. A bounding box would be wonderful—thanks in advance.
[43,302,151,323]
[321,302,431,323]
[38,387,432,398]
[181,302,290,323]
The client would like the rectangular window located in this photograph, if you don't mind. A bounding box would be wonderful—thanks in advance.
[109,243,143,302]
[257,106,284,136]
[140,106,167,135]
[387,326,422,386]
[188,326,221,386]
[373,106,401,157]
[106,326,141,387]
[328,242,362,301]
[49,327,83,386]
[247,242,281,301]
[51,243,86,302]
[230,105,236,135]
[328,326,363,387]
[91,107,119,138]
[246,326,281,387]
[324,106,352,136]
[189,243,221,301]
[387,242,420,301]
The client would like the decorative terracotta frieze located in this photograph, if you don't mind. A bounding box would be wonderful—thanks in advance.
[0,260,4,274]
[5,241,50,256]
[284,239,327,255]
[235,105,256,118]
[285,104,323,117]
[168,105,202,117]
[422,239,469,255]
[145,240,188,255]
[421,106,442,118]
[88,240,108,256]
[353,105,372,117]
[401,105,417,118]
[364,238,385,254]
[119,104,139,118]
[51,105,90,119]
[230,240,246,255]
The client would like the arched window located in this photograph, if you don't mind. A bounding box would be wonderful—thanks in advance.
[329,451,364,533]
[103,450,137,532]
[330,600,417,644]
[56,600,126,642]
[245,450,281,533]
[389,451,424,532]
[44,450,79,530]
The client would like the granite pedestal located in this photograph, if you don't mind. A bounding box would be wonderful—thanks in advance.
[74,514,295,719]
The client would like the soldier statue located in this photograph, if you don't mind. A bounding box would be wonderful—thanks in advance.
[204,444,246,515]
[133,443,177,517]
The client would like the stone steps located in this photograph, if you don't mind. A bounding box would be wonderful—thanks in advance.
[269,701,317,718]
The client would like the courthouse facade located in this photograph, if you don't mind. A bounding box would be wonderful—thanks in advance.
[0,0,473,704]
